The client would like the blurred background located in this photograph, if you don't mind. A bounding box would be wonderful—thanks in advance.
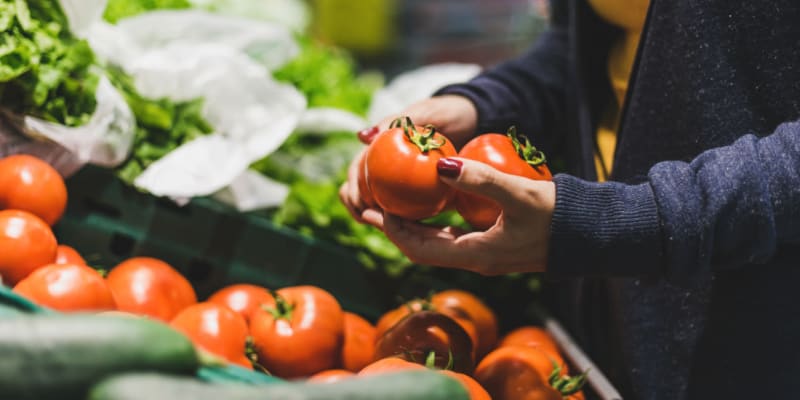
[311,0,550,77]
[108,0,551,77]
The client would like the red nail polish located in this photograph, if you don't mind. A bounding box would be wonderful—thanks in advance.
[357,126,380,144]
[437,158,462,178]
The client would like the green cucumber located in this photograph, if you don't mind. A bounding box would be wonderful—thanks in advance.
[0,314,200,400]
[88,371,470,400]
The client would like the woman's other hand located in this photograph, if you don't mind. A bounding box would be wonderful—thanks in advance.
[362,157,556,275]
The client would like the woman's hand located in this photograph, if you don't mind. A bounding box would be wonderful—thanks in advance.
[339,95,479,222]
[362,157,556,275]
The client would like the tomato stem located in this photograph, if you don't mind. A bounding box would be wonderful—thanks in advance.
[391,116,447,154]
[507,126,547,169]
[263,289,294,321]
[547,360,588,396]
[245,336,272,375]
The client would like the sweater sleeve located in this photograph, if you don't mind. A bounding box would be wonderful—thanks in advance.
[547,119,800,282]
[433,2,569,147]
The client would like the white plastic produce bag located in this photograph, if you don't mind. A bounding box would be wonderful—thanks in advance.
[86,10,306,207]
[0,0,136,175]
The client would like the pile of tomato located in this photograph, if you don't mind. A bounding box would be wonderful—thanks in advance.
[0,153,584,399]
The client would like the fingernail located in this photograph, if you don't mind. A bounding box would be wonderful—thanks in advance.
[437,158,462,178]
[357,126,380,144]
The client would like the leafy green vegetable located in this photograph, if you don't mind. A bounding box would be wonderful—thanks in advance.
[249,129,408,275]
[103,0,191,24]
[251,131,362,184]
[272,174,413,276]
[105,65,213,184]
[0,0,99,126]
[272,37,380,117]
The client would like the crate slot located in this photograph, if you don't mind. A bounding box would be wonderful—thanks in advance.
[109,232,135,257]
[83,198,122,219]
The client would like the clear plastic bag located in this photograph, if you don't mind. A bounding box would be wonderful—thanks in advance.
[0,0,136,175]
[88,11,305,204]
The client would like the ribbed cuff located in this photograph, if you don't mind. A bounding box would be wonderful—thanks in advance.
[547,174,665,278]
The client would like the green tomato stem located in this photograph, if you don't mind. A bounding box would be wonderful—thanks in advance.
[391,116,447,154]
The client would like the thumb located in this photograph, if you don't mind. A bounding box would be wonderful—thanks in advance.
[437,157,530,215]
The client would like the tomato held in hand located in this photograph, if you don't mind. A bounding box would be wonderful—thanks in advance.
[455,128,552,230]
[356,151,377,209]
[106,257,197,322]
[431,289,499,359]
[55,245,87,266]
[249,285,345,378]
[13,263,116,312]
[0,155,67,226]
[207,283,272,324]
[0,210,57,285]
[170,302,252,369]
[365,117,457,220]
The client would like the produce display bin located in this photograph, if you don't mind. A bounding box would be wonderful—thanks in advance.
[0,285,282,387]
[53,165,623,399]
[53,165,393,320]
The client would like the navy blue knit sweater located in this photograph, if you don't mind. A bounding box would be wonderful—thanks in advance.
[438,0,800,399]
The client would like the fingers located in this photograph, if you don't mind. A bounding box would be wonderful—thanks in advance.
[361,208,384,230]
[381,213,490,271]
[339,149,369,222]
[437,158,534,216]
[357,126,380,145]
[381,213,547,275]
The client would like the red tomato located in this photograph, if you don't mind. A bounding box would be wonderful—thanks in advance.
[374,310,475,374]
[474,345,575,400]
[475,345,585,400]
[374,299,428,340]
[341,312,377,372]
[441,370,492,400]
[55,245,87,266]
[0,210,57,285]
[106,257,197,322]
[374,298,479,359]
[307,369,356,384]
[431,289,499,359]
[249,285,345,378]
[0,155,67,226]
[358,357,427,376]
[207,283,272,324]
[365,117,457,220]
[498,326,560,355]
[170,302,252,369]
[13,263,115,312]
[455,129,552,230]
[356,151,377,208]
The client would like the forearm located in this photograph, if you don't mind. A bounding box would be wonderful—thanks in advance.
[547,119,800,281]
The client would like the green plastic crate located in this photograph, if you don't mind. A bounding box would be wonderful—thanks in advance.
[54,166,393,320]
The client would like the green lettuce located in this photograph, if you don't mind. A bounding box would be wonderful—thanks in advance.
[0,0,99,126]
